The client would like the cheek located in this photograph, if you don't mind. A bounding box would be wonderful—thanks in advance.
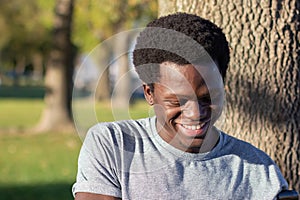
[153,104,167,121]
[153,104,181,123]
[209,104,222,121]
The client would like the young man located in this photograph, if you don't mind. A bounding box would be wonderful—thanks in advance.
[73,13,288,199]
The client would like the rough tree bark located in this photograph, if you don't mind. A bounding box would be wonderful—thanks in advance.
[35,0,75,132]
[159,0,300,192]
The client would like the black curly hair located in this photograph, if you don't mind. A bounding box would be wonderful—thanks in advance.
[133,12,230,89]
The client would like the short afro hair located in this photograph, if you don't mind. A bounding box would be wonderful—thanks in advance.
[133,12,230,85]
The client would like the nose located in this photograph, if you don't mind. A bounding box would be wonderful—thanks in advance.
[183,100,208,120]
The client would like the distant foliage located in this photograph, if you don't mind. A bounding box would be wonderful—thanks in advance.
[73,0,158,52]
[0,0,157,71]
[0,0,55,70]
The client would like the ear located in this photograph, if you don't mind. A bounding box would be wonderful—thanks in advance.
[143,84,154,106]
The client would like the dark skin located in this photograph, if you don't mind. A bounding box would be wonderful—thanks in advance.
[75,192,121,200]
[74,61,222,199]
[144,62,218,153]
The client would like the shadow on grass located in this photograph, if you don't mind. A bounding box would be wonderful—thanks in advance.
[0,182,74,200]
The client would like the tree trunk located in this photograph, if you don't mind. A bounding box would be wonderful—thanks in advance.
[159,0,300,193]
[13,56,26,86]
[94,42,112,101]
[32,53,44,82]
[35,0,75,132]
[110,1,132,115]
[111,31,131,110]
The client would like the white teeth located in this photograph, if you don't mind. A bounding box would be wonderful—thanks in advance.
[182,123,205,130]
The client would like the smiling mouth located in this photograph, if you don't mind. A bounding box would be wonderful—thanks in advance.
[181,123,206,130]
[177,121,209,137]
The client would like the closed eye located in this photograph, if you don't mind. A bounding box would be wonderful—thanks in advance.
[165,98,188,107]
[198,96,211,105]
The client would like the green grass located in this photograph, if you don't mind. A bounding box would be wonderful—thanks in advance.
[0,133,80,184]
[0,98,150,129]
[0,98,149,200]
[0,132,81,200]
[0,98,44,129]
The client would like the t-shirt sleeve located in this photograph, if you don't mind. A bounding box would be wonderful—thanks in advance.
[72,125,122,198]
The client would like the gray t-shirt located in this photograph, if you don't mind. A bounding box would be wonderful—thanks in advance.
[72,117,288,199]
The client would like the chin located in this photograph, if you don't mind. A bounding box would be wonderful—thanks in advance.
[179,137,205,152]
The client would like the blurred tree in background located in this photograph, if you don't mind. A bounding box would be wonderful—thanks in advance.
[0,0,157,131]
[73,0,157,101]
[35,0,75,132]
[0,0,54,85]
[0,0,157,85]
[73,0,157,52]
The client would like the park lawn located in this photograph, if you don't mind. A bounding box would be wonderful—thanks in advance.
[0,132,82,200]
[0,98,150,129]
[0,98,44,129]
[0,98,149,200]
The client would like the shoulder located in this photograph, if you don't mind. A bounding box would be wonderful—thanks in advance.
[220,132,275,165]
[86,117,152,139]
[219,132,288,192]
[83,117,153,152]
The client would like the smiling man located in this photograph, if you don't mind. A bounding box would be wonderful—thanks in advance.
[144,62,218,153]
[73,13,288,199]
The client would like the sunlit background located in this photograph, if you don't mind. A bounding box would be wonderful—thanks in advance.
[1,0,299,198]
[0,0,157,199]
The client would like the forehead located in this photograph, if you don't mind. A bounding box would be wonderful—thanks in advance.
[159,62,208,95]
